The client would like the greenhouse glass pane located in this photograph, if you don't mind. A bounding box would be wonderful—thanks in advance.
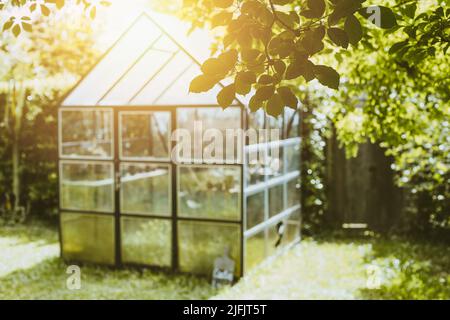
[178,166,241,220]
[120,163,171,216]
[121,217,171,267]
[269,184,284,218]
[286,143,300,173]
[155,64,224,105]
[285,108,300,138]
[246,192,265,230]
[178,221,241,276]
[266,145,283,179]
[245,231,266,272]
[287,178,300,208]
[267,115,283,141]
[267,222,284,256]
[245,150,266,186]
[120,111,170,160]
[99,49,171,105]
[60,162,114,212]
[130,52,192,105]
[60,109,113,158]
[61,212,115,264]
[176,107,242,163]
[247,109,269,145]
[62,17,160,106]
[284,210,301,245]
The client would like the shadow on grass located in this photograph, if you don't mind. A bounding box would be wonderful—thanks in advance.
[0,256,218,300]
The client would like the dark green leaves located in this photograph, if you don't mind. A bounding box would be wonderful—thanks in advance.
[301,0,326,19]
[314,65,340,89]
[189,74,221,93]
[212,11,233,28]
[359,6,397,29]
[278,86,298,109]
[328,28,349,49]
[190,49,238,93]
[213,0,234,9]
[286,58,315,82]
[266,93,284,117]
[217,84,236,108]
[235,71,256,95]
[344,15,363,46]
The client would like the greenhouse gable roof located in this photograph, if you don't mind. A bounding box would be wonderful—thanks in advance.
[61,11,245,107]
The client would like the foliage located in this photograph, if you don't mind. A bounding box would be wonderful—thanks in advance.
[0,2,99,218]
[1,0,110,37]
[182,0,398,115]
[323,0,450,234]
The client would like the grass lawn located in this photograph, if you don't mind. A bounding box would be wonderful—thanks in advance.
[0,223,449,299]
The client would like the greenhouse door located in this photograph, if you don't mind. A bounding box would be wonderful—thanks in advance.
[116,109,174,269]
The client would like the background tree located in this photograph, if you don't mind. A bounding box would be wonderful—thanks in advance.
[0,2,98,216]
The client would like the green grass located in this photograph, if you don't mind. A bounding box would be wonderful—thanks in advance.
[1,223,449,299]
[0,223,216,300]
[216,236,450,300]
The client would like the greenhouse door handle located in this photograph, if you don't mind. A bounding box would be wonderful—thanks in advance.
[115,172,121,191]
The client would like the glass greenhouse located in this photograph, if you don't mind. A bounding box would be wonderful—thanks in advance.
[58,12,301,278]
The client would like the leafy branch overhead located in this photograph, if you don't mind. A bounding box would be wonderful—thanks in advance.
[1,0,110,37]
[185,0,398,116]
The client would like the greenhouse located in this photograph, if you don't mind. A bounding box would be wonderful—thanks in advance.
[58,12,301,278]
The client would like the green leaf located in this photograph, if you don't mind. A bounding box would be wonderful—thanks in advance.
[12,24,21,37]
[22,22,32,32]
[327,28,349,48]
[389,40,409,55]
[258,74,275,85]
[211,11,233,28]
[314,65,340,89]
[189,74,220,93]
[255,85,275,101]
[344,15,363,46]
[41,5,51,16]
[272,0,291,5]
[2,19,14,31]
[301,0,326,19]
[213,0,234,9]
[273,60,286,75]
[249,95,263,112]
[286,58,315,81]
[359,6,397,29]
[235,71,255,95]
[266,93,284,117]
[300,26,325,55]
[217,84,236,109]
[278,86,298,109]
[328,0,362,26]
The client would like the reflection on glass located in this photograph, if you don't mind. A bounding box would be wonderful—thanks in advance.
[247,109,266,144]
[121,217,171,267]
[267,115,283,141]
[177,107,241,163]
[287,178,300,208]
[283,210,301,244]
[246,150,266,186]
[246,192,265,230]
[60,162,114,212]
[178,221,241,276]
[120,112,170,159]
[121,163,170,216]
[286,143,300,173]
[245,231,266,272]
[269,185,284,217]
[61,212,115,264]
[60,109,113,158]
[285,108,300,138]
[178,166,240,220]
[266,146,283,178]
